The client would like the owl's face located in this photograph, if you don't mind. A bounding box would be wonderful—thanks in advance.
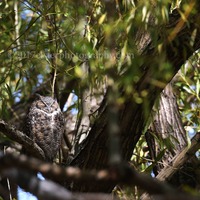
[35,96,60,113]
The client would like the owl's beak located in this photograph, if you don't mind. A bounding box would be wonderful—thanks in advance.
[47,106,52,112]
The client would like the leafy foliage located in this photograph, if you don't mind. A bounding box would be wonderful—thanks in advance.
[0,0,200,199]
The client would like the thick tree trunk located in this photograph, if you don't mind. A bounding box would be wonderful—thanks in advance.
[142,81,200,199]
[146,82,187,175]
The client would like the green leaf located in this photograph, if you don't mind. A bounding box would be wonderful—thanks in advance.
[98,13,106,25]
[5,83,12,98]
[15,77,21,91]
[183,86,194,95]
[196,79,200,97]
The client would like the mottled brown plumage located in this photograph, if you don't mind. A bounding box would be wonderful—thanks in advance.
[26,95,64,161]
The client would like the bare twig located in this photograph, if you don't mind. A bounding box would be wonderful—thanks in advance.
[14,0,20,48]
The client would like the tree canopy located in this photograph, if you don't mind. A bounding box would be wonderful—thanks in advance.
[0,0,200,200]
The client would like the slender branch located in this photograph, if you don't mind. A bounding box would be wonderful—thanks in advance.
[43,1,59,99]
[14,0,20,47]
[52,64,57,98]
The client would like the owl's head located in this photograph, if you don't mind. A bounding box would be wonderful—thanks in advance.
[35,94,59,113]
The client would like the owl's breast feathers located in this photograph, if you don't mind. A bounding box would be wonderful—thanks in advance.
[26,96,65,161]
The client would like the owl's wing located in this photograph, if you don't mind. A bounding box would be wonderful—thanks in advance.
[24,107,34,138]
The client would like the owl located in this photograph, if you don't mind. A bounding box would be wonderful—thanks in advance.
[26,94,65,161]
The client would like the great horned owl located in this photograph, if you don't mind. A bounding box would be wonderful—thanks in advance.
[26,94,65,161]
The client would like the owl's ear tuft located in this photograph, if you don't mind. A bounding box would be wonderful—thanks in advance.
[35,93,43,99]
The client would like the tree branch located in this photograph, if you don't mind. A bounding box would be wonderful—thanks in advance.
[2,168,116,200]
[0,153,184,196]
[143,131,200,200]
[156,132,200,181]
[0,119,45,159]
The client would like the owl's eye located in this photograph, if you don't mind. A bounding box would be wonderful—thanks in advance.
[37,101,46,108]
[51,101,58,110]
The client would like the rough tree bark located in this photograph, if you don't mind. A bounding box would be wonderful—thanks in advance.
[141,80,199,199]
[146,82,187,176]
